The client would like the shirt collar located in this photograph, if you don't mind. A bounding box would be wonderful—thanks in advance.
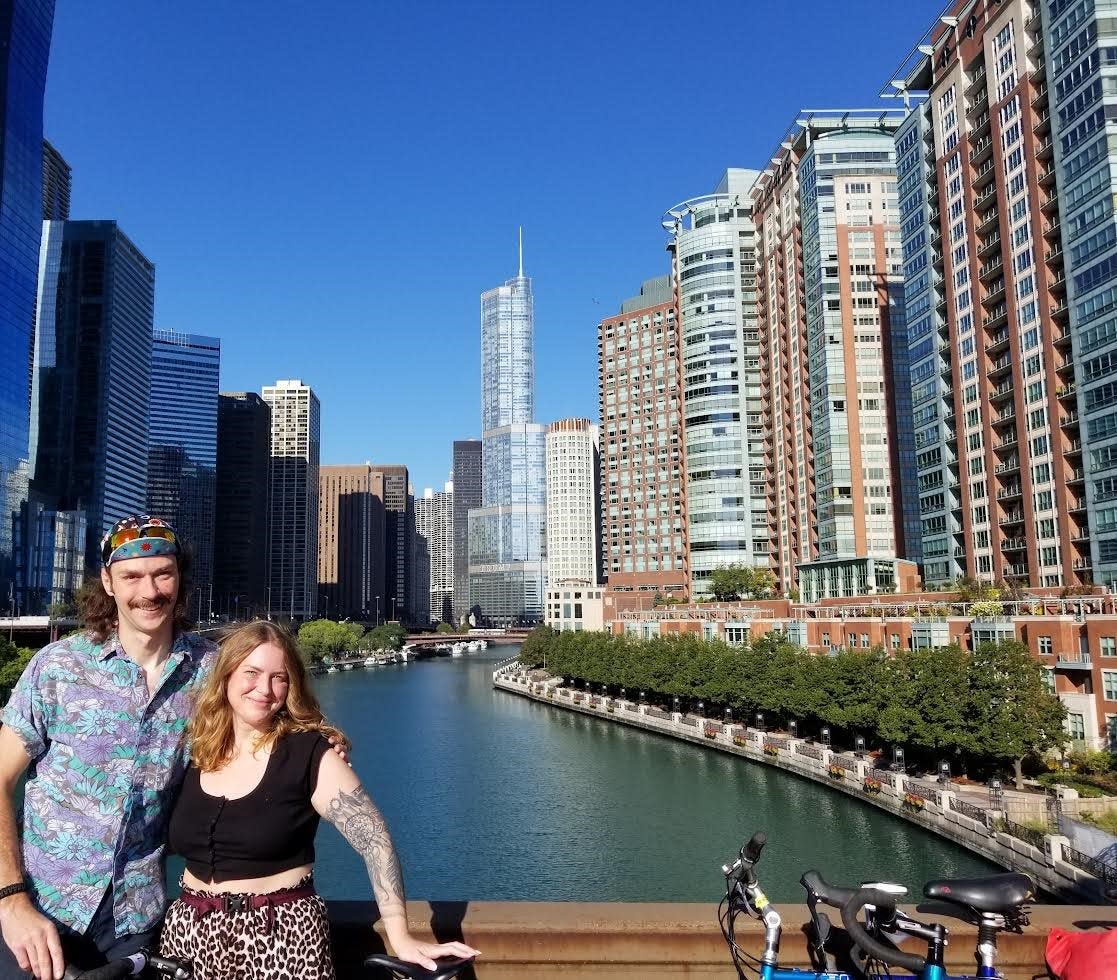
[97,630,197,663]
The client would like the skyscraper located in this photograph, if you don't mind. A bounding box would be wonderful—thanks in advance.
[545,419,601,586]
[598,277,689,599]
[214,392,270,619]
[263,379,320,620]
[317,464,385,622]
[29,221,155,570]
[752,111,920,600]
[663,171,768,597]
[42,139,69,221]
[416,481,454,625]
[892,1,1086,589]
[0,0,55,608]
[451,439,481,623]
[147,329,220,619]
[370,464,411,623]
[468,240,547,626]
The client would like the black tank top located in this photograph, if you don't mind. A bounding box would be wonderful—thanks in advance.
[168,730,330,882]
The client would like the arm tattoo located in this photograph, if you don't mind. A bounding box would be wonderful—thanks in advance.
[325,786,406,918]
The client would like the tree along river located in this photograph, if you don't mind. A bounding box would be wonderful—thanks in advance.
[308,646,998,903]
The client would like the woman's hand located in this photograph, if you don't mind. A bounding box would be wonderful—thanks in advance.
[390,934,480,971]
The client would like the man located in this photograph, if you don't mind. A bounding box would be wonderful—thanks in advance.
[0,515,214,979]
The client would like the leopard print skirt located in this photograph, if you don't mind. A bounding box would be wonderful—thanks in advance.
[159,877,335,980]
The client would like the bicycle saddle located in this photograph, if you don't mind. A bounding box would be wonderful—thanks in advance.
[363,954,473,980]
[923,872,1034,913]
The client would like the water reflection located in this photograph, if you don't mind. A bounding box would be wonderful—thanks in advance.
[311,649,998,902]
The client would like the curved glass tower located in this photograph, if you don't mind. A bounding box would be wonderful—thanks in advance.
[468,242,547,626]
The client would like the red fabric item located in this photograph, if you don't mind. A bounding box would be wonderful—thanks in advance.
[1046,927,1117,979]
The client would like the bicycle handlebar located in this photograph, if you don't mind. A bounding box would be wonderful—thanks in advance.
[800,869,857,910]
[62,951,192,979]
[840,887,926,975]
[362,953,474,980]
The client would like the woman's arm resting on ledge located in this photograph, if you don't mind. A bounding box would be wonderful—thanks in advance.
[313,752,479,970]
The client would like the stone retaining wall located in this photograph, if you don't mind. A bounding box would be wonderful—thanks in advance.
[493,673,1114,903]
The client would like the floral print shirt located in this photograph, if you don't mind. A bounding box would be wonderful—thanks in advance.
[0,630,216,936]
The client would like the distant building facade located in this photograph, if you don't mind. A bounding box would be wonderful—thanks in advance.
[263,379,320,620]
[0,1,56,609]
[468,249,547,626]
[452,439,482,623]
[545,419,600,586]
[28,220,154,571]
[752,111,919,599]
[318,464,385,622]
[214,392,270,618]
[663,170,768,597]
[370,464,412,623]
[416,482,454,625]
[597,276,689,601]
[147,329,220,619]
[42,140,69,221]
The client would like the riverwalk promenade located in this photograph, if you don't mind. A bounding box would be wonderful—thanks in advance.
[491,664,1117,906]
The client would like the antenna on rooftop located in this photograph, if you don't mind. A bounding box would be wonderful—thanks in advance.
[518,226,524,277]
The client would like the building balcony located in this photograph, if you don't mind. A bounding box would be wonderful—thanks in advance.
[999,510,1025,527]
[1061,409,1080,427]
[965,65,988,98]
[1050,272,1067,293]
[978,232,1002,257]
[1051,300,1068,319]
[996,484,1023,501]
[1056,651,1093,670]
[973,185,997,209]
[1073,557,1093,571]
[1035,134,1053,159]
[990,382,1015,403]
[1001,536,1027,552]
[994,458,1021,475]
[982,283,1006,307]
[1004,562,1029,577]
[966,88,990,116]
[1042,196,1060,219]
[969,135,994,165]
[982,305,1008,328]
[972,110,992,139]
[988,355,1013,378]
[984,330,1009,355]
[1069,497,1087,513]
[994,432,1018,451]
[1039,164,1057,186]
[1031,83,1049,109]
[1067,467,1085,484]
[974,160,997,190]
[1066,437,1082,455]
[976,207,1000,236]
[994,406,1016,424]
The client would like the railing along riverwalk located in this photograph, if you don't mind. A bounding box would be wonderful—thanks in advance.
[494,667,1115,904]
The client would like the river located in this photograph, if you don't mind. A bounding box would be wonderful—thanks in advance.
[309,646,998,903]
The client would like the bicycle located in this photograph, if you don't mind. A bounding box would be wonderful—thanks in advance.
[62,950,193,979]
[720,831,1034,980]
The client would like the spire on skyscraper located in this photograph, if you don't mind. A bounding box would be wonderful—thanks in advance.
[518,226,523,277]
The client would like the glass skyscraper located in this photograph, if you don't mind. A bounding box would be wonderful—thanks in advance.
[468,247,547,626]
[147,329,220,619]
[0,0,55,609]
[29,221,155,571]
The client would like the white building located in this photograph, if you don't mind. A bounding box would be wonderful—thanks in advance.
[262,379,320,619]
[545,418,601,586]
[416,480,454,625]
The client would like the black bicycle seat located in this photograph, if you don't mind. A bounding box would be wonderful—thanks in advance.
[363,953,473,980]
[923,872,1034,913]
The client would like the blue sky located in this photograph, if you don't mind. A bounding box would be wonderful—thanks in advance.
[47,0,944,493]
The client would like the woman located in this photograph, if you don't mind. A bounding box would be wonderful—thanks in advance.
[160,620,478,979]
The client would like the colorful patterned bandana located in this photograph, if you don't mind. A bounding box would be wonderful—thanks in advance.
[100,515,180,566]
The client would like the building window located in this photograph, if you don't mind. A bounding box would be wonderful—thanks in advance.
[1108,715,1117,753]
[1102,636,1117,657]
[1068,712,1086,742]
[1038,636,1053,656]
[1104,670,1117,702]
[1043,668,1056,694]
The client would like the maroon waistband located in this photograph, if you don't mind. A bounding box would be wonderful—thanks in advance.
[178,882,317,933]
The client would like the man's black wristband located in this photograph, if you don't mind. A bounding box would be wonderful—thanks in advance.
[0,882,26,901]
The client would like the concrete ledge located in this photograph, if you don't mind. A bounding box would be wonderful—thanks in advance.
[328,900,1114,979]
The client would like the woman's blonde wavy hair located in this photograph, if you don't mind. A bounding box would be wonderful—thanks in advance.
[190,620,349,772]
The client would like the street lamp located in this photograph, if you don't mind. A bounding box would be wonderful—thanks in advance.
[855,735,866,757]
[698,701,704,717]
[789,720,798,738]
[821,726,831,747]
[755,712,765,732]
[893,746,905,772]
[375,595,381,625]
[673,696,680,714]
[938,761,950,784]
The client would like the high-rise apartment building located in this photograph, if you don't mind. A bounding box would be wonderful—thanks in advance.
[415,482,454,625]
[545,419,601,586]
[752,112,921,601]
[214,392,270,619]
[597,276,689,600]
[452,439,482,623]
[42,140,69,221]
[0,0,55,608]
[28,221,154,570]
[892,0,1086,588]
[318,464,385,622]
[468,245,547,626]
[263,379,320,620]
[1034,0,1117,588]
[370,464,412,623]
[663,170,769,597]
[147,329,220,618]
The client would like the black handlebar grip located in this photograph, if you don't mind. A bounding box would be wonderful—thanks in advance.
[800,869,857,909]
[62,963,134,980]
[743,831,767,863]
[840,887,926,976]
